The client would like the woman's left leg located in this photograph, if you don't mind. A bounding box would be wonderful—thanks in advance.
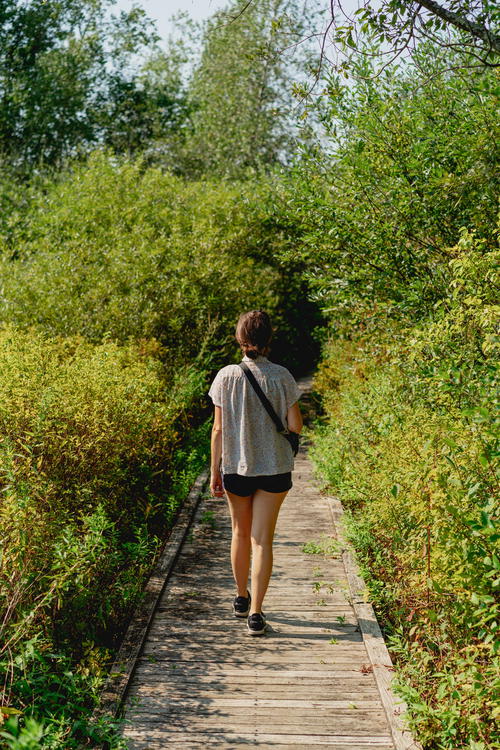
[250,489,288,614]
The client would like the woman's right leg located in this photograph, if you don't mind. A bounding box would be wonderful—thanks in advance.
[226,490,253,597]
[250,489,288,614]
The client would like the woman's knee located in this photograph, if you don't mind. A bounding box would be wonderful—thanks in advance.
[233,525,251,542]
[251,532,273,549]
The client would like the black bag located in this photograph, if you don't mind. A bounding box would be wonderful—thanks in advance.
[238,362,300,457]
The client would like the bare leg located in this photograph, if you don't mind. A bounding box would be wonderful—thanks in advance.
[250,489,288,614]
[226,491,253,597]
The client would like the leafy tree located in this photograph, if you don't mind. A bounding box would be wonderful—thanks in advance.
[183,0,318,178]
[275,43,499,331]
[314,0,499,76]
[0,0,157,170]
[235,0,499,77]
[99,50,192,159]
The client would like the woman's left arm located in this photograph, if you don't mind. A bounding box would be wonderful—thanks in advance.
[210,406,224,498]
[287,401,303,434]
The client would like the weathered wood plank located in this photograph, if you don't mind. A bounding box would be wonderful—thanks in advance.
[121,728,394,746]
[123,697,385,709]
[148,618,359,633]
[129,672,377,687]
[123,742,394,750]
[92,468,209,723]
[326,498,422,750]
[144,631,364,645]
[129,691,381,708]
[98,427,422,750]
[123,715,391,732]
[138,653,371,666]
[125,705,384,718]
[132,664,377,679]
[125,703,390,712]
[135,652,374,672]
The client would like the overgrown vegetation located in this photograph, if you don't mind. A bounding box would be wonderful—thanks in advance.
[300,46,499,750]
[311,239,498,745]
[0,0,498,747]
[0,154,320,745]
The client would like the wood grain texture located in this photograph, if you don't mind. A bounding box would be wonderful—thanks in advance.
[91,467,209,723]
[325,497,423,750]
[92,377,421,750]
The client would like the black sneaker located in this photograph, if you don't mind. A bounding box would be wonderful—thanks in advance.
[247,612,267,636]
[233,591,251,618]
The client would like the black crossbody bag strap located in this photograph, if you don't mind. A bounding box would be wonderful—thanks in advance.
[238,362,288,434]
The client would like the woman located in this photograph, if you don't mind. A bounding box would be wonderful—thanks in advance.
[208,310,303,635]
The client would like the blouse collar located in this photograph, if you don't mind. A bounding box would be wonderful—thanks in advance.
[242,354,268,362]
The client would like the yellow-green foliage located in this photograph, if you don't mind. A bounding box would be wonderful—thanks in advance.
[0,154,321,747]
[0,325,207,669]
[311,236,499,749]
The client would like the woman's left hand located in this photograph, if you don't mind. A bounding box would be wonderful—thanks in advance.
[210,470,224,499]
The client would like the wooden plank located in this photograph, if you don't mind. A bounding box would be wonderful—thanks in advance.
[127,686,381,702]
[129,668,375,683]
[158,589,352,601]
[148,618,359,633]
[138,653,370,666]
[124,715,391,732]
[125,708,386,722]
[128,680,380,693]
[135,656,371,668]
[123,742,394,750]
[155,604,355,613]
[326,497,422,750]
[123,694,380,711]
[144,631,364,644]
[131,667,377,691]
[141,646,368,659]
[125,707,385,719]
[91,390,421,750]
[128,698,382,711]
[91,467,209,722]
[122,728,394,745]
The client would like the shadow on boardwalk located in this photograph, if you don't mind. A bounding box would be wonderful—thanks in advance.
[114,427,421,749]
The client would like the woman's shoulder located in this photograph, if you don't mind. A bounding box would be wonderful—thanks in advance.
[214,363,244,379]
[267,361,296,381]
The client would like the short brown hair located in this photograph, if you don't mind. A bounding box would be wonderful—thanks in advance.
[235,310,273,360]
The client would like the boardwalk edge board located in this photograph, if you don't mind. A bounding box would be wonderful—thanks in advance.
[91,467,209,729]
[324,495,423,750]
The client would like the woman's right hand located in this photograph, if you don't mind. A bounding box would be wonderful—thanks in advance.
[210,470,224,499]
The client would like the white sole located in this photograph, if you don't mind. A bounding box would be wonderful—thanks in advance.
[233,594,251,618]
[247,620,267,635]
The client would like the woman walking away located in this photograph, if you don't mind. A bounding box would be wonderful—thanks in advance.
[208,310,303,635]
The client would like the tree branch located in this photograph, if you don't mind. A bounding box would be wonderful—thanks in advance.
[415,0,500,53]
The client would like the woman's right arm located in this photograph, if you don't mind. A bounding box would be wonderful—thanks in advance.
[287,401,303,434]
[210,405,224,498]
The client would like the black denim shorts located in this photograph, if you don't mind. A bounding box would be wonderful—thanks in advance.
[222,472,292,497]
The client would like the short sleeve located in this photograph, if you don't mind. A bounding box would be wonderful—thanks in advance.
[283,371,301,409]
[208,371,223,407]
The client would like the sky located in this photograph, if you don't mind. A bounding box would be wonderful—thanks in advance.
[113,1,364,42]
[113,0,227,40]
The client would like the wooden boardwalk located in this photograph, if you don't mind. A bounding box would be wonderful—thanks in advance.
[117,446,420,749]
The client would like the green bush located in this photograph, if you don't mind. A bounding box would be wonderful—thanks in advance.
[310,235,499,748]
[0,326,212,746]
[0,153,281,367]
